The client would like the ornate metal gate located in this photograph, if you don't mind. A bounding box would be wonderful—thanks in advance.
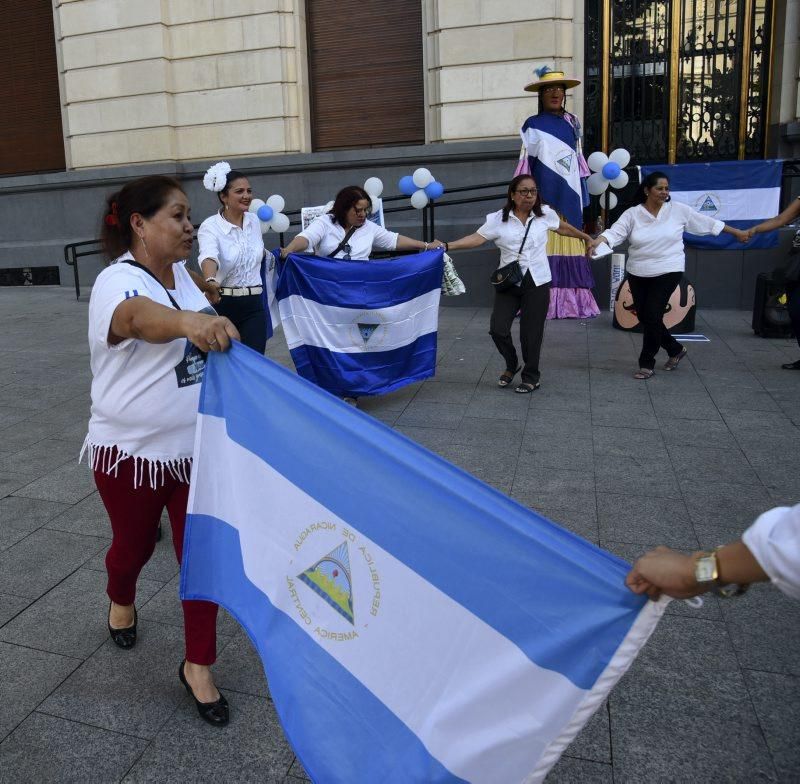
[584,0,774,163]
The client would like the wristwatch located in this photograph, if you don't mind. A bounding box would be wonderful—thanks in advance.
[693,550,749,598]
[205,277,219,284]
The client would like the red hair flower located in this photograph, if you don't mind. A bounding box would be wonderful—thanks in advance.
[104,201,119,227]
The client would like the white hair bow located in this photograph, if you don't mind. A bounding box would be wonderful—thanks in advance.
[203,161,232,192]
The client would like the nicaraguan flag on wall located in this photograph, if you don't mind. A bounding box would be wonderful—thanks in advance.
[181,344,667,784]
[276,250,443,397]
[641,160,781,249]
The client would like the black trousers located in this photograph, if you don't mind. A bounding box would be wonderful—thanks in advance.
[489,273,550,384]
[215,293,267,354]
[787,280,800,351]
[627,271,684,370]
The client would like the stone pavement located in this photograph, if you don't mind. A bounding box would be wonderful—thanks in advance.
[0,286,798,783]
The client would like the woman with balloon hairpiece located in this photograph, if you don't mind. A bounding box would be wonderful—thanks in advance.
[280,183,444,262]
[518,66,601,319]
[198,161,271,354]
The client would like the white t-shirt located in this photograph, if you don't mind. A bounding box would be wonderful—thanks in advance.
[197,211,265,287]
[743,503,800,600]
[477,206,560,286]
[297,214,399,260]
[601,201,724,277]
[83,253,214,485]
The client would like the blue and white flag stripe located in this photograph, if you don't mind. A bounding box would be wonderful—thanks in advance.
[641,160,781,249]
[182,345,666,783]
[276,250,443,396]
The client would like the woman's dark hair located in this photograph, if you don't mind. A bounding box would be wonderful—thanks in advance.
[101,175,184,260]
[329,186,372,226]
[634,171,670,205]
[502,175,544,222]
[218,169,249,205]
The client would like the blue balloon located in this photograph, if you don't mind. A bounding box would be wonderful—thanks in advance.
[399,175,416,196]
[424,181,444,199]
[257,204,274,222]
[602,161,621,181]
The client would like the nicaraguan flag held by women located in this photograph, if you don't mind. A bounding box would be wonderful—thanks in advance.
[276,250,443,396]
[641,160,781,249]
[181,343,667,784]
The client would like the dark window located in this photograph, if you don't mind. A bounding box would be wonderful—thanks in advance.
[0,0,65,175]
[306,0,425,151]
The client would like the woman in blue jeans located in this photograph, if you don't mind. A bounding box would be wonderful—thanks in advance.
[746,196,800,369]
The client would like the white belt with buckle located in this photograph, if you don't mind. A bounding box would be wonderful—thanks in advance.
[219,286,263,297]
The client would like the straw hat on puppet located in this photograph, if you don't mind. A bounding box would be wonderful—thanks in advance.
[524,65,581,93]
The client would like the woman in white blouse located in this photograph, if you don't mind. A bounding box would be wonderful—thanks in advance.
[280,185,443,261]
[198,165,269,353]
[590,171,748,379]
[446,174,593,393]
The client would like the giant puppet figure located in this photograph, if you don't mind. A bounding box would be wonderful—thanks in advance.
[519,66,601,319]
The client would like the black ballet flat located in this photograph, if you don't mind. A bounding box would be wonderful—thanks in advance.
[179,661,229,727]
[108,602,137,649]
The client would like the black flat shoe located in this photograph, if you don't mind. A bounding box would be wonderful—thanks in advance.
[781,359,800,370]
[179,661,229,727]
[108,602,137,649]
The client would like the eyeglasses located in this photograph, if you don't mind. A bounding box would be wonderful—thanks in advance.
[342,243,352,261]
[515,188,538,196]
[352,207,370,216]
[541,85,565,94]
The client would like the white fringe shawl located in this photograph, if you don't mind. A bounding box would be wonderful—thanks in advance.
[80,437,192,490]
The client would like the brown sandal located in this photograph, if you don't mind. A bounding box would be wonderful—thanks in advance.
[663,346,687,371]
[633,368,654,380]
[498,366,521,388]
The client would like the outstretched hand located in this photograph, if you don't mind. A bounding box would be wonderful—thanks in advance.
[625,546,702,600]
[183,314,240,353]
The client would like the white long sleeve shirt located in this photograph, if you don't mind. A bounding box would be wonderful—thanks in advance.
[601,201,724,277]
[298,214,398,260]
[743,503,800,600]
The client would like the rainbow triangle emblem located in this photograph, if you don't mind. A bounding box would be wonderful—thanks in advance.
[298,541,355,624]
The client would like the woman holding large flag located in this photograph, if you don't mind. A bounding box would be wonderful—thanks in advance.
[83,175,238,726]
[446,174,594,393]
[519,66,600,320]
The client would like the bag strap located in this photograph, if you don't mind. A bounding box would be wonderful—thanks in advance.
[516,217,535,260]
[330,226,357,259]
[122,259,181,311]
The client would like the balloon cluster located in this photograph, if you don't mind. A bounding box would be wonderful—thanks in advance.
[586,149,631,210]
[249,195,290,234]
[398,168,445,209]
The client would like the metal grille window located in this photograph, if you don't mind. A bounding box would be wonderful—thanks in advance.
[584,0,774,163]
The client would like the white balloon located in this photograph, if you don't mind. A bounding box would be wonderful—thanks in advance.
[410,189,429,209]
[610,170,629,189]
[249,198,265,213]
[609,148,631,168]
[266,194,285,213]
[364,177,384,197]
[412,167,434,188]
[269,212,290,233]
[259,220,271,233]
[603,192,618,210]
[587,172,609,196]
[586,151,609,173]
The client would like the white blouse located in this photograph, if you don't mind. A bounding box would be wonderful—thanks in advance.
[197,211,265,287]
[743,503,800,600]
[601,201,724,277]
[477,206,560,286]
[83,253,213,487]
[298,214,399,260]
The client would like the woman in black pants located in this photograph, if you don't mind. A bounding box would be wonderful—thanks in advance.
[590,172,748,379]
[746,196,800,369]
[198,161,269,353]
[446,175,593,392]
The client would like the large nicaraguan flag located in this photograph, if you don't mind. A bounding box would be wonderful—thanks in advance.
[276,250,443,397]
[181,343,667,783]
[641,159,781,249]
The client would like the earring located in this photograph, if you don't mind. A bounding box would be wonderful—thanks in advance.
[138,233,150,259]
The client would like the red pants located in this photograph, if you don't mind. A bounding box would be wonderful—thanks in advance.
[94,456,217,665]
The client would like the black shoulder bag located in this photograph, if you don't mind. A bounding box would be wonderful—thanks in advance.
[490,217,534,292]
[123,259,181,310]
